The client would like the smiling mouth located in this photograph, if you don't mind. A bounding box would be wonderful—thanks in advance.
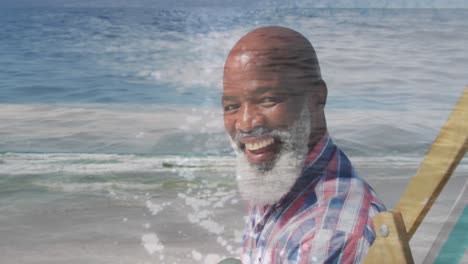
[240,136,281,164]
[245,137,274,151]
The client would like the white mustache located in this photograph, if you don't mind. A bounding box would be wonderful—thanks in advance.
[234,127,291,147]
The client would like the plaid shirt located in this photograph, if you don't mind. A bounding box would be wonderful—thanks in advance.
[241,133,386,264]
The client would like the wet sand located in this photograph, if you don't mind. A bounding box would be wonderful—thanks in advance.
[0,168,466,264]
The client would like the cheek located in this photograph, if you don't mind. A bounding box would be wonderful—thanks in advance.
[263,104,296,127]
[223,116,235,137]
[264,102,303,128]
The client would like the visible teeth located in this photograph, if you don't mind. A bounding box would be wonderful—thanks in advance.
[245,138,274,151]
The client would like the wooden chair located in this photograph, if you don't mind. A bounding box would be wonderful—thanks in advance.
[364,87,468,263]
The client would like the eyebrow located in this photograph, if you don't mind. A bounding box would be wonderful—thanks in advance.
[222,87,277,101]
[222,95,238,101]
[253,86,274,95]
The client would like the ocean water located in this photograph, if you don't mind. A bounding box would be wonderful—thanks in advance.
[0,7,467,264]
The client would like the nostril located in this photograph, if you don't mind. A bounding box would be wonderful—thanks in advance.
[237,118,264,133]
[236,119,254,132]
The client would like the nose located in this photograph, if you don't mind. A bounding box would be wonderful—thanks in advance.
[235,103,263,132]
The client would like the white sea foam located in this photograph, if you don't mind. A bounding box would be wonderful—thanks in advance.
[146,200,171,216]
[192,250,203,261]
[145,200,163,215]
[141,232,164,255]
[130,28,248,91]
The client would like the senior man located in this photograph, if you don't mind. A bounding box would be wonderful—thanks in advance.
[222,26,386,263]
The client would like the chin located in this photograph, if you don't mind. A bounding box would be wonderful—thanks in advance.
[235,149,305,206]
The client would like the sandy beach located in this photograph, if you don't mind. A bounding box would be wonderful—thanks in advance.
[0,155,466,264]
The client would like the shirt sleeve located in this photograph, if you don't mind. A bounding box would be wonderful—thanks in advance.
[286,228,372,264]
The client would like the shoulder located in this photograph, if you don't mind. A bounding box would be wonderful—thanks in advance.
[279,225,375,264]
[312,169,386,243]
[280,174,384,242]
[280,182,383,264]
[318,146,386,215]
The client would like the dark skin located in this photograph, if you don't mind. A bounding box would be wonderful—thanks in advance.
[223,26,328,166]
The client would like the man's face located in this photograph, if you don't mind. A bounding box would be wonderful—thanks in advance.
[222,52,309,170]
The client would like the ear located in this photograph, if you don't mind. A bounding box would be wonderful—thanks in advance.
[316,80,327,108]
[306,80,328,111]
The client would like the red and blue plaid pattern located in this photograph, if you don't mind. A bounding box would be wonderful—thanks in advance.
[241,133,386,264]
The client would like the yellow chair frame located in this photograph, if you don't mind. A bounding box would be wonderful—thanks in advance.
[364,87,468,264]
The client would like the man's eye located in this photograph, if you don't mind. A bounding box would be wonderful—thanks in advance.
[224,104,239,112]
[260,97,279,105]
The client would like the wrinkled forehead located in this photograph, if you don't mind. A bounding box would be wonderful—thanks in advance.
[226,48,318,70]
[223,50,321,94]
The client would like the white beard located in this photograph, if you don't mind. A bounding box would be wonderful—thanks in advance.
[231,103,312,207]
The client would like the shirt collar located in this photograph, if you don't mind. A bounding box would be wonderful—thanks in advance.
[302,131,331,172]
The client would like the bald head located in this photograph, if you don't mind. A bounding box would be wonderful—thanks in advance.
[224,26,322,86]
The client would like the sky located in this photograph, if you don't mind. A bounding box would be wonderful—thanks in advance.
[1,0,468,8]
